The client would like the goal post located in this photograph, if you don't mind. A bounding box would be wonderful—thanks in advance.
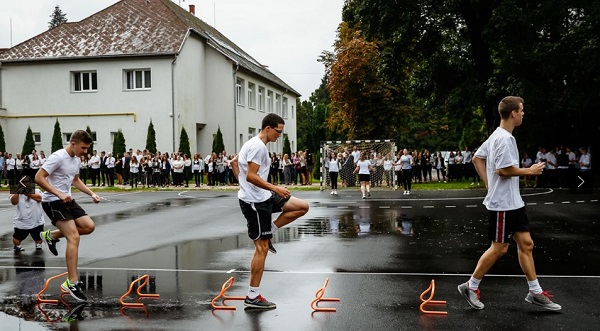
[320,139,397,191]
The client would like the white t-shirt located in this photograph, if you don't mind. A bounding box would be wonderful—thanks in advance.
[351,150,361,164]
[475,127,524,211]
[328,159,339,172]
[13,189,45,229]
[41,149,81,203]
[357,160,371,175]
[237,136,271,203]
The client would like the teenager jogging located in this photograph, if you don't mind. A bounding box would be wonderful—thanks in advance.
[35,130,100,301]
[230,113,309,309]
[458,96,561,311]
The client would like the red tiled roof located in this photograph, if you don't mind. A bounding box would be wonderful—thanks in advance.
[0,0,299,96]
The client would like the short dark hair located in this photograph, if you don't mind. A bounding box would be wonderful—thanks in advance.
[498,96,524,119]
[70,130,93,144]
[261,113,285,130]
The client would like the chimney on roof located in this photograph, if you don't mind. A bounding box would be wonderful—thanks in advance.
[189,5,196,15]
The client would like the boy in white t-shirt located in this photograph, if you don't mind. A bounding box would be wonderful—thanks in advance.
[230,114,309,310]
[35,130,100,302]
[458,96,561,311]
[10,189,45,252]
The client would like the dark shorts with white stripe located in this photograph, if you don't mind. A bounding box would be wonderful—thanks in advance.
[487,206,529,243]
[239,192,290,240]
[42,200,87,226]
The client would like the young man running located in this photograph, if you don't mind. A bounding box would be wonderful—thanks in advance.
[35,130,100,301]
[231,113,309,309]
[458,96,561,311]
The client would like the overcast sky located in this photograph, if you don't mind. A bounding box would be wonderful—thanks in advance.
[0,0,344,99]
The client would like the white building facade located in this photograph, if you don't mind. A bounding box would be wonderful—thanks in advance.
[0,0,299,157]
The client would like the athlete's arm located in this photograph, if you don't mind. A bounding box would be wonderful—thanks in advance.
[472,156,488,189]
[247,161,289,198]
[230,155,239,179]
[72,175,100,203]
[497,162,544,177]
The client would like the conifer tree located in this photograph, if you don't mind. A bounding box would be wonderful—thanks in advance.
[145,120,157,154]
[113,130,126,157]
[48,5,68,29]
[178,127,191,157]
[283,135,291,156]
[212,126,225,154]
[21,127,35,157]
[86,126,94,153]
[51,119,63,152]
[0,123,6,153]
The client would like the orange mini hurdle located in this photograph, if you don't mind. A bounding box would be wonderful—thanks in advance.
[37,271,69,304]
[120,275,160,308]
[419,279,448,315]
[311,278,340,312]
[211,277,245,310]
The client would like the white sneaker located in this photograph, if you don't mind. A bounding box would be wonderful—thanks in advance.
[407,191,410,195]
[331,191,334,195]
[334,190,337,195]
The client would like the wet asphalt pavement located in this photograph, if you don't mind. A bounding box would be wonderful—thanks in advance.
[0,187,599,330]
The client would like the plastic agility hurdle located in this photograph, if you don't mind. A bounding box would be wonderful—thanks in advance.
[37,271,69,304]
[419,279,448,315]
[211,277,246,310]
[120,275,160,309]
[311,278,340,312]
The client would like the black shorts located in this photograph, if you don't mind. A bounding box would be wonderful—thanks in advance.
[358,174,370,182]
[13,224,44,241]
[42,200,88,226]
[488,207,530,243]
[239,192,290,240]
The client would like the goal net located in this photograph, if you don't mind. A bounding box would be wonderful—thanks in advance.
[320,139,397,191]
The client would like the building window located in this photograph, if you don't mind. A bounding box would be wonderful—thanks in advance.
[275,94,282,115]
[125,69,151,90]
[72,71,97,92]
[248,127,256,141]
[267,90,273,113]
[281,97,287,118]
[236,78,245,106]
[248,82,256,109]
[258,86,265,112]
[33,132,41,144]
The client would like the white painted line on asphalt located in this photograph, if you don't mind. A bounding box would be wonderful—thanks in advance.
[562,201,571,204]
[423,206,434,208]
[445,206,456,208]
[576,201,585,203]
[401,206,412,209]
[466,205,478,208]
[527,203,537,205]
[379,206,390,209]
[544,202,554,205]
[227,269,235,274]
[592,200,598,202]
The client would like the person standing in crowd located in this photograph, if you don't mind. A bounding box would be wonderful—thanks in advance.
[230,113,309,309]
[99,151,107,186]
[129,156,140,188]
[394,150,403,189]
[11,188,45,252]
[579,147,592,189]
[283,154,292,185]
[183,154,192,188]
[521,153,533,188]
[354,152,374,199]
[89,150,100,186]
[435,151,447,183]
[36,130,100,302]
[6,153,16,187]
[327,152,340,195]
[79,155,88,185]
[383,154,394,187]
[306,149,314,185]
[458,96,560,311]
[106,152,115,187]
[114,153,123,186]
[192,154,202,187]
[399,149,413,195]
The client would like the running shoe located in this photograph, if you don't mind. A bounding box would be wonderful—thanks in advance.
[244,295,276,309]
[367,192,371,197]
[525,291,561,311]
[35,243,43,250]
[64,302,87,322]
[61,279,87,302]
[268,240,277,254]
[41,230,59,256]
[13,246,24,252]
[458,282,484,310]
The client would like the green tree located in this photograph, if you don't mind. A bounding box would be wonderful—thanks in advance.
[48,5,68,29]
[86,126,94,154]
[0,123,6,153]
[145,120,157,154]
[21,126,35,157]
[178,127,191,157]
[212,126,225,154]
[283,135,291,156]
[112,129,126,157]
[51,119,63,152]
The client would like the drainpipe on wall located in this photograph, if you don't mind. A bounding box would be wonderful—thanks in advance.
[171,55,178,152]
[233,62,239,152]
